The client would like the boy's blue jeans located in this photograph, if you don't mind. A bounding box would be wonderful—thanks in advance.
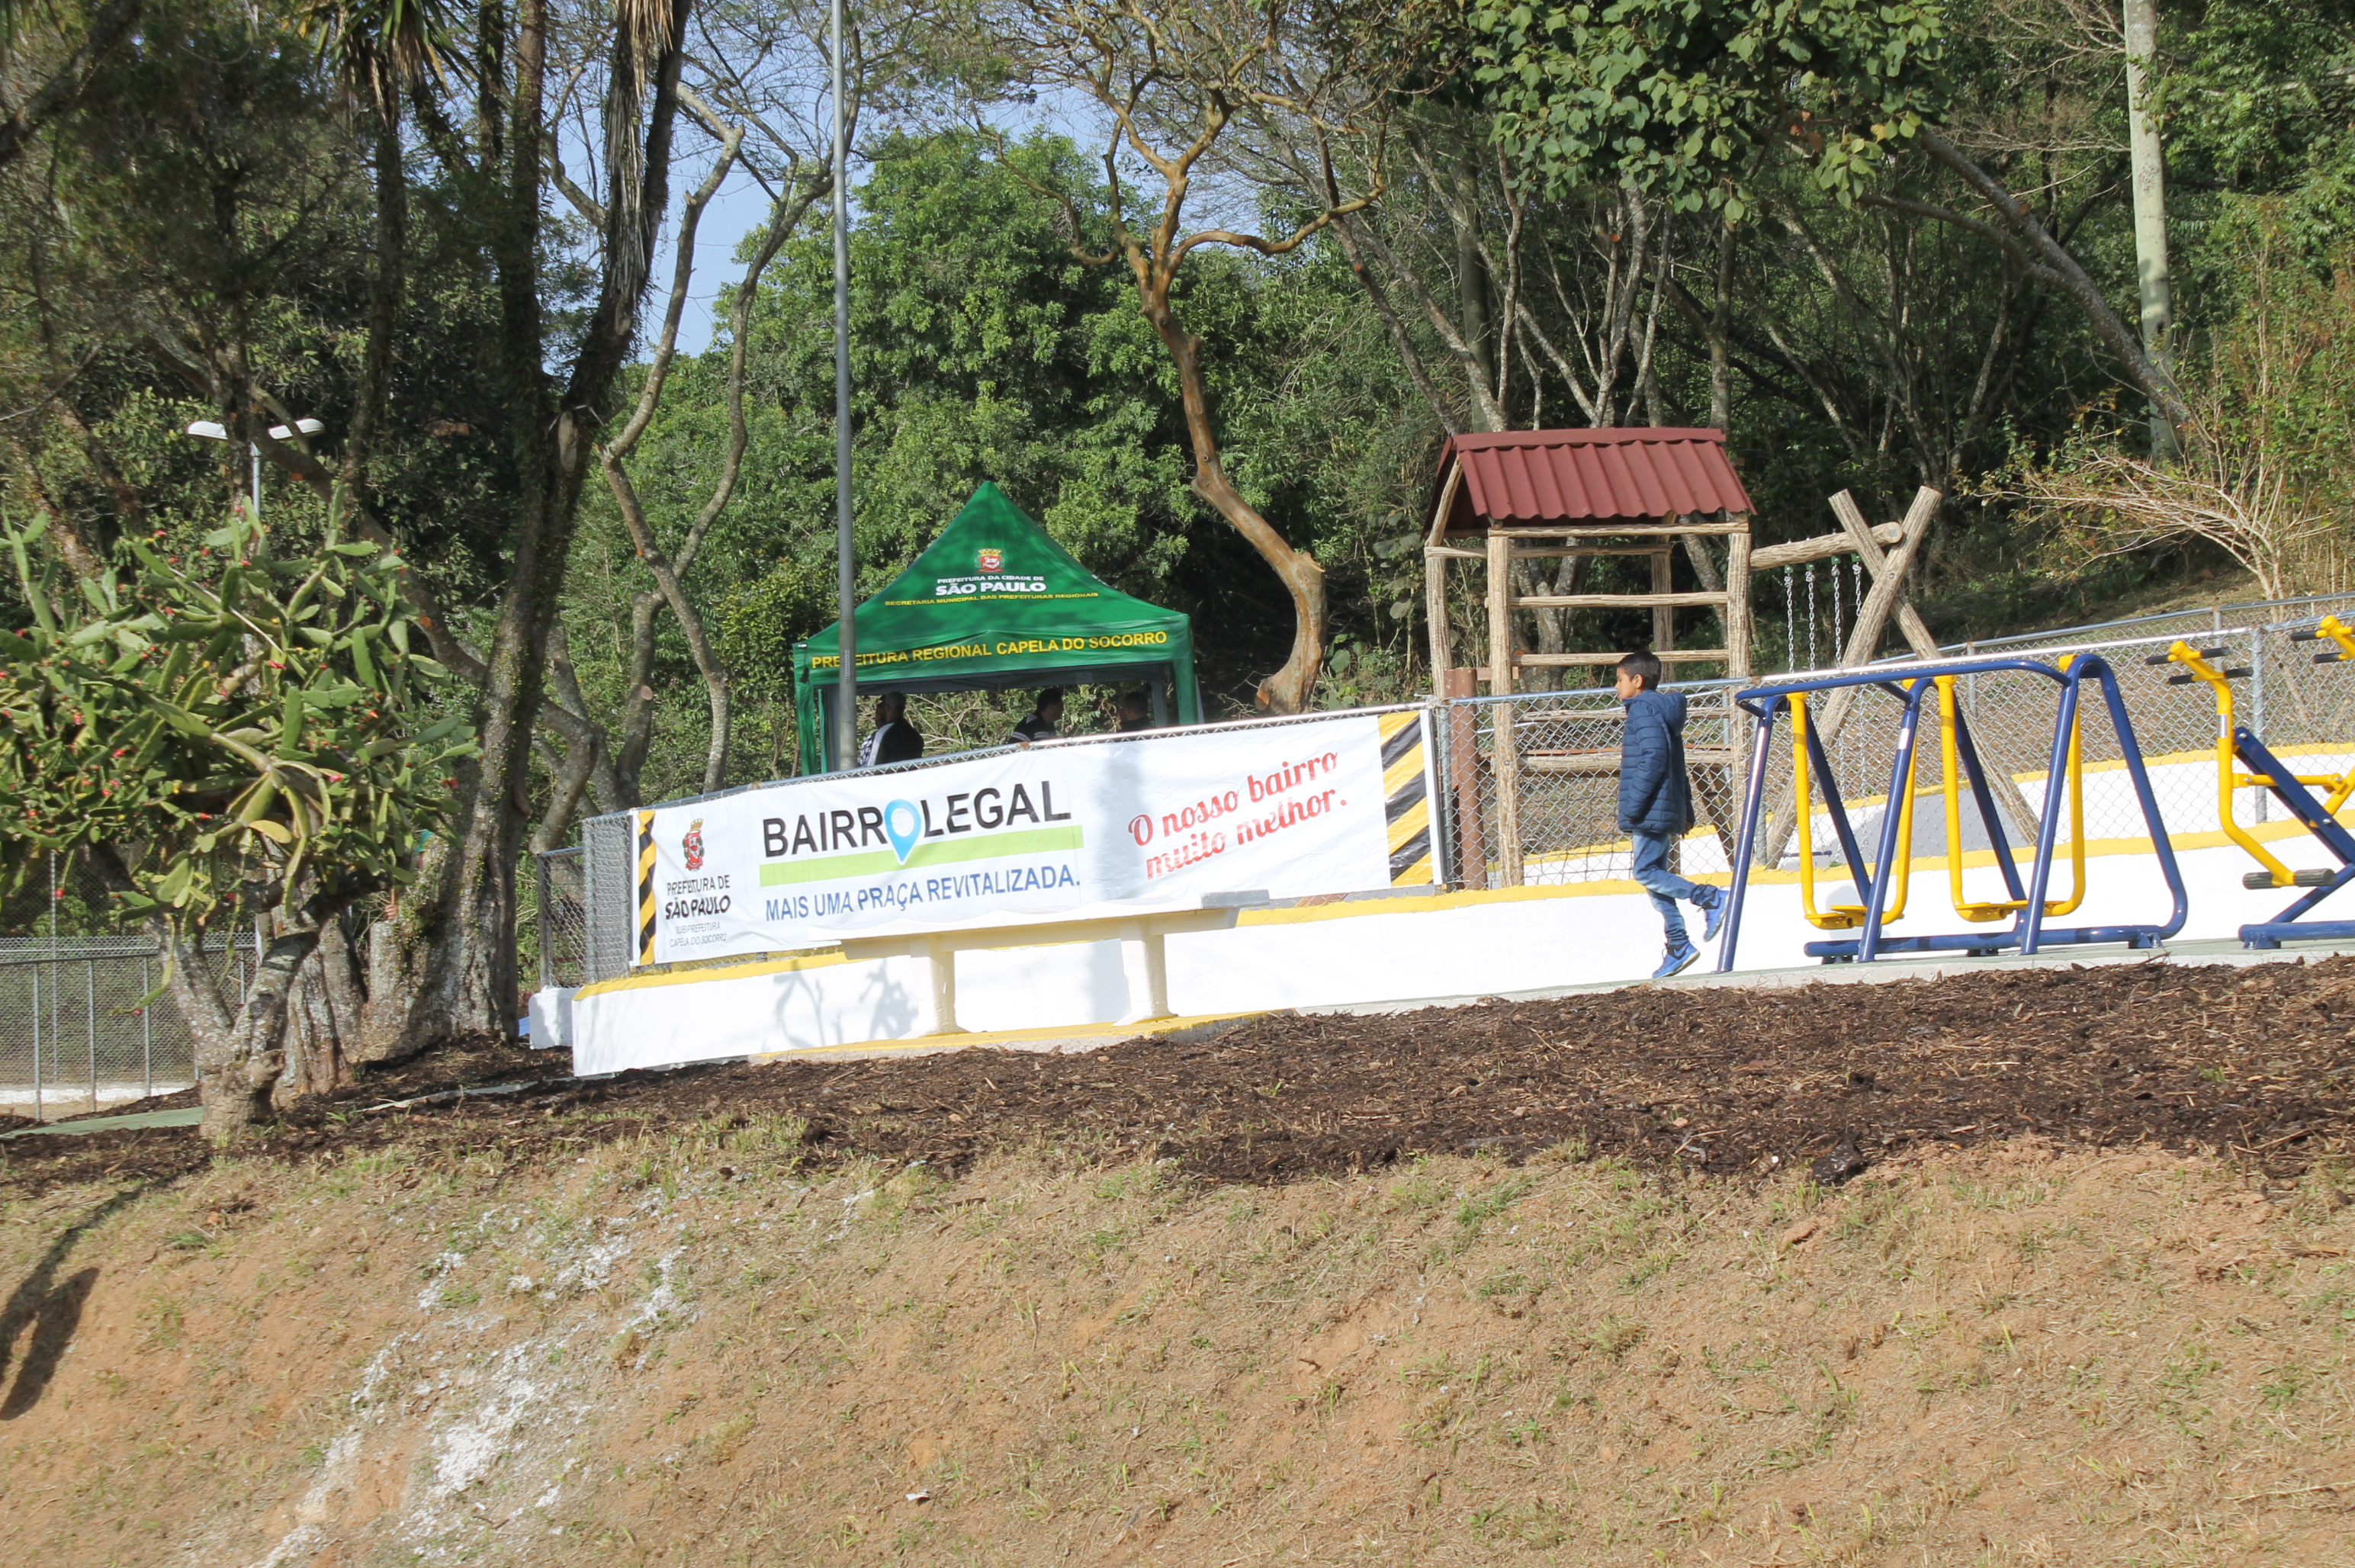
[1630,831,1717,947]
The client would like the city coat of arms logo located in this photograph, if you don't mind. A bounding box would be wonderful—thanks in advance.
[683,818,705,871]
[976,548,1004,573]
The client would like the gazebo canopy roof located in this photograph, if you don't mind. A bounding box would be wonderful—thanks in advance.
[1427,428,1753,541]
[789,482,1198,772]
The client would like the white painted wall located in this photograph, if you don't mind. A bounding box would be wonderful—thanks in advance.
[570,836,2339,1078]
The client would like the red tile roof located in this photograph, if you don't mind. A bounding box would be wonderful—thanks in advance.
[1430,429,1753,535]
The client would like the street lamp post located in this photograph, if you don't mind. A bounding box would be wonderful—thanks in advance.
[830,0,856,771]
[184,417,325,521]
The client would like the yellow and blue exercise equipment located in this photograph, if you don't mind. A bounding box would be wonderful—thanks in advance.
[2159,617,2355,948]
[1720,654,2186,966]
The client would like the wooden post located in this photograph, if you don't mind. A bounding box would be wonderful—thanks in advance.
[1486,532,1522,886]
[1829,487,1940,674]
[1830,492,1940,659]
[1724,516,1753,677]
[1424,461,1465,698]
[1444,666,1486,888]
[1759,487,1941,866]
[1651,546,1675,654]
[1485,532,1514,696]
[1424,547,1450,698]
[1832,487,2039,853]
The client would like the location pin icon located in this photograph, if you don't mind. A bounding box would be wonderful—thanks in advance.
[883,799,922,865]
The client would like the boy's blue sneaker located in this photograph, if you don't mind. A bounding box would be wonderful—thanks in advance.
[1653,942,1701,980]
[1699,890,1727,943]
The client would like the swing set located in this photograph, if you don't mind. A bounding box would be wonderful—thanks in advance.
[2159,617,2355,948]
[1719,654,2187,967]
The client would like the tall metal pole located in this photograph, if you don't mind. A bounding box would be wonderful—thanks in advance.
[830,0,858,770]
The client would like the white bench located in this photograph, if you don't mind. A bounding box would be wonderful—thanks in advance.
[831,895,1258,1036]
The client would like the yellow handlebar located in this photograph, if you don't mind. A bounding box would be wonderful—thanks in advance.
[1791,691,1917,930]
[2166,638,2297,887]
[1934,673,2084,922]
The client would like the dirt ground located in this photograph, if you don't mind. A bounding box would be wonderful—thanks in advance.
[5,957,2350,1198]
[0,959,2352,1565]
[2,1117,2353,1563]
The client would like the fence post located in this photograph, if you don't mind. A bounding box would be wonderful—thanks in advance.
[1486,533,1524,888]
[1442,669,1486,889]
[536,851,553,994]
[2253,630,2270,824]
[142,954,152,1101]
[48,851,57,1105]
[85,959,95,1113]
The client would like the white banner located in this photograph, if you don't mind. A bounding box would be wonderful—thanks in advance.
[632,710,1435,965]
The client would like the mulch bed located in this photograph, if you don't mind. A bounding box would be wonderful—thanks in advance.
[5,960,2352,1197]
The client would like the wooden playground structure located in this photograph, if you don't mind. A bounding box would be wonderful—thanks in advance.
[1422,428,1942,886]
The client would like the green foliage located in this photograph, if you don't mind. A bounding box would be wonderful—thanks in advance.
[714,553,837,702]
[739,130,1195,594]
[2158,0,2355,210]
[1463,0,1952,214]
[0,503,477,933]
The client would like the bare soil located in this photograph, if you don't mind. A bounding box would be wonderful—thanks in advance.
[3,1120,2354,1563]
[5,959,2350,1200]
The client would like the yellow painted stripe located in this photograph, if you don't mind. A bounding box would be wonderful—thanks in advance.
[1386,798,1430,850]
[1377,710,1416,741]
[637,810,660,964]
[1383,750,1425,798]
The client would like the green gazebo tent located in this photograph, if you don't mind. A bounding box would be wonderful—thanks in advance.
[792,484,1201,772]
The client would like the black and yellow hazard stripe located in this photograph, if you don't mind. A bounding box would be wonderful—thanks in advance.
[636,809,659,965]
[1378,711,1435,885]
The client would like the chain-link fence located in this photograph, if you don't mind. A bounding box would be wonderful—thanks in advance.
[0,852,255,1119]
[1437,684,1750,889]
[533,847,589,991]
[1435,593,2355,895]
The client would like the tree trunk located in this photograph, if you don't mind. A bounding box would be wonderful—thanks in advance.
[1705,217,1735,429]
[1910,129,2191,442]
[1451,143,1496,418]
[398,0,688,1050]
[1330,213,1458,437]
[1139,285,1326,713]
[282,914,368,1101]
[2123,0,2177,459]
[162,882,364,1139]
[342,111,410,507]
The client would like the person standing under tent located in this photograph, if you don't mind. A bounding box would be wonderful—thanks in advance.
[859,691,924,767]
[1115,690,1154,732]
[1009,688,1064,745]
[1615,650,1726,978]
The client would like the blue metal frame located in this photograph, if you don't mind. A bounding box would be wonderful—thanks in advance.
[2231,727,2355,948]
[1715,654,2189,968]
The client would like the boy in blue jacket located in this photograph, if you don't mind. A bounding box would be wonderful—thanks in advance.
[1614,651,1726,978]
